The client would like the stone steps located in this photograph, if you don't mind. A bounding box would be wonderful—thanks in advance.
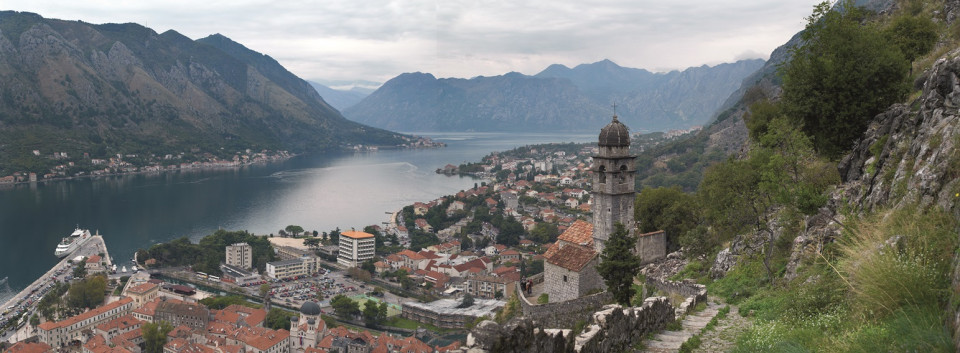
[641,301,723,353]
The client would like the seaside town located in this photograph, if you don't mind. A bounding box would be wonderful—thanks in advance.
[0,117,674,353]
[0,136,444,186]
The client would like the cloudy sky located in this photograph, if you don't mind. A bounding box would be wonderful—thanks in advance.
[4,0,820,87]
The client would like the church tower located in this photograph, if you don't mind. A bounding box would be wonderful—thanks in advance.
[591,114,636,254]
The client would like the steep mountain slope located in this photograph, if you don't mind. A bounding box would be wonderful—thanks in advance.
[0,11,406,173]
[344,59,764,133]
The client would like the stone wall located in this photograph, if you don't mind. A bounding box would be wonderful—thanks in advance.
[464,297,674,353]
[517,285,612,329]
[645,277,707,317]
[636,230,666,265]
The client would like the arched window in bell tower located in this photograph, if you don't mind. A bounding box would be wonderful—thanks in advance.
[618,164,626,183]
[598,165,606,184]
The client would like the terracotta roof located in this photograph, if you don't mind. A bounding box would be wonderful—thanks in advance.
[546,244,597,272]
[127,282,158,294]
[95,314,141,332]
[213,304,266,327]
[492,266,517,276]
[86,255,102,263]
[133,297,163,317]
[418,250,441,260]
[84,334,131,353]
[5,341,52,353]
[341,230,375,239]
[233,327,289,351]
[437,341,462,352]
[397,250,424,261]
[557,220,593,246]
[639,230,665,238]
[500,250,520,256]
[38,297,133,331]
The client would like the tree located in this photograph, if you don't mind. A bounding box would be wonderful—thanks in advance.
[495,216,524,246]
[143,321,174,353]
[29,313,39,326]
[457,293,475,308]
[596,223,642,306]
[265,308,295,330]
[330,295,360,319]
[781,0,909,158]
[72,259,87,278]
[303,237,321,249]
[886,14,937,70]
[347,267,372,282]
[67,275,107,310]
[285,225,304,237]
[329,228,341,244]
[529,223,559,244]
[361,300,386,327]
[360,259,377,275]
[634,186,700,252]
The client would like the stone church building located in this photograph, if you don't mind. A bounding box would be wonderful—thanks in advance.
[542,115,666,303]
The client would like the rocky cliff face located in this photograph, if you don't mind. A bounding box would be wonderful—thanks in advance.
[0,11,405,166]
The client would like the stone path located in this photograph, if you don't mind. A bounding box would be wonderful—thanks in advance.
[692,305,750,353]
[640,300,724,353]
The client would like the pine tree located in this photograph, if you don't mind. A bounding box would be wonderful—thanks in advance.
[596,223,641,306]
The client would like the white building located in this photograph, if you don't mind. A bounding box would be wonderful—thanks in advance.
[337,230,375,268]
[265,256,321,279]
[226,242,253,270]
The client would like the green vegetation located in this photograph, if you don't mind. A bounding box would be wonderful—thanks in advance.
[199,295,259,310]
[718,206,957,352]
[597,223,642,305]
[634,186,699,252]
[361,300,388,327]
[67,274,107,310]
[781,0,917,158]
[536,293,549,304]
[265,308,297,330]
[137,229,277,275]
[143,321,174,353]
[330,294,360,320]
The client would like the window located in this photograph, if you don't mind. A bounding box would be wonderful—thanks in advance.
[563,275,567,282]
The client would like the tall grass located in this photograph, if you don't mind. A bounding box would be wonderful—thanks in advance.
[728,205,958,352]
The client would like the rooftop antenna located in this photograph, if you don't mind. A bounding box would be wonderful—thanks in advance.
[612,102,619,121]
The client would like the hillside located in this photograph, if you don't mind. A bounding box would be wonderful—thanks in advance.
[307,81,369,112]
[343,59,764,133]
[0,11,408,175]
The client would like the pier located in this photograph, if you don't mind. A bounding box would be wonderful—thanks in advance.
[1,235,111,343]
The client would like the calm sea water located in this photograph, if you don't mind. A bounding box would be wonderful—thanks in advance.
[0,132,594,301]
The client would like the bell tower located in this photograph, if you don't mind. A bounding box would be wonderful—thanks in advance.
[591,114,636,254]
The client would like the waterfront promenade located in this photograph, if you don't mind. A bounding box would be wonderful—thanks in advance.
[1,235,111,343]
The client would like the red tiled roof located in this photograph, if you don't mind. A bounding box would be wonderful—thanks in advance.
[127,282,158,294]
[546,244,597,272]
[38,297,133,331]
[5,341,52,353]
[95,314,141,332]
[86,255,102,263]
[557,220,593,246]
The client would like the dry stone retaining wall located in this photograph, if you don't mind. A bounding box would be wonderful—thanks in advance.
[516,285,613,328]
[464,297,674,353]
[646,277,707,317]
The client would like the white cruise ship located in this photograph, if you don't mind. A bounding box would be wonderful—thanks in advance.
[54,228,93,257]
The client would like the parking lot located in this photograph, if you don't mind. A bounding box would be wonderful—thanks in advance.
[236,268,412,314]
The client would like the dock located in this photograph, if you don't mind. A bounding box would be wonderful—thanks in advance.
[1,235,109,341]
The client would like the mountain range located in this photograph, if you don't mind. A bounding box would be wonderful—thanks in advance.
[0,11,407,173]
[343,59,765,133]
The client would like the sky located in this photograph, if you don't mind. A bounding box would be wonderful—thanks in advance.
[4,0,822,88]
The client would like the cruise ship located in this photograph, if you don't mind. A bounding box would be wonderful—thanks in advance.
[54,228,93,258]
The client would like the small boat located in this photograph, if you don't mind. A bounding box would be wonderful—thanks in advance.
[121,266,128,272]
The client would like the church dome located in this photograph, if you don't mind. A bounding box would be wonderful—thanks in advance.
[598,116,630,147]
[300,301,321,316]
